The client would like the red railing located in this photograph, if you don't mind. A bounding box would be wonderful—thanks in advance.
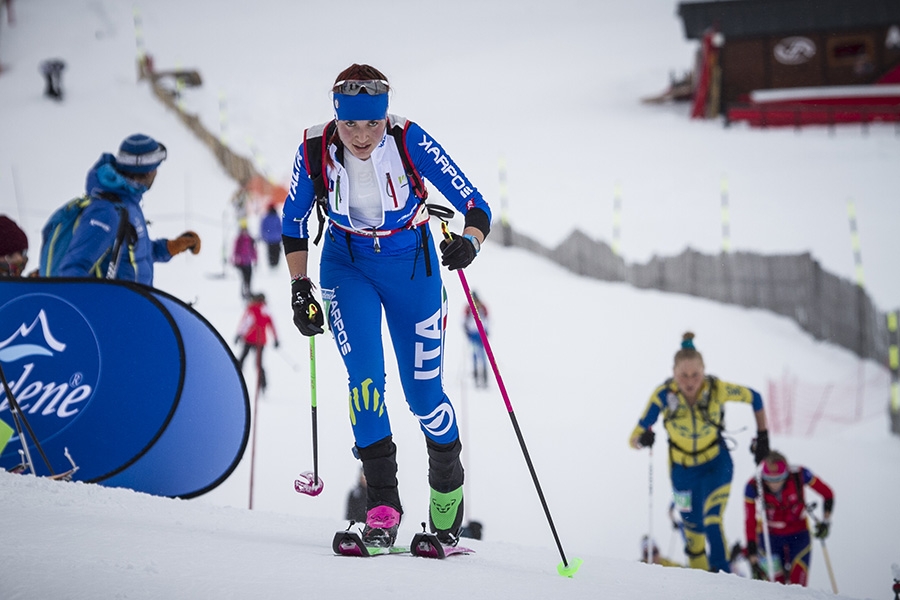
[727,102,900,128]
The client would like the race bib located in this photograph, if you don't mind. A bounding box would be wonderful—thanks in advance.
[673,490,692,513]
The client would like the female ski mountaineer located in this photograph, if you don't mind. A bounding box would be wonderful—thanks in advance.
[743,451,835,586]
[629,331,771,573]
[281,64,491,549]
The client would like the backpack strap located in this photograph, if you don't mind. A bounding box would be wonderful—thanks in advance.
[105,202,131,279]
[387,116,432,276]
[792,469,805,506]
[388,116,428,202]
[303,121,337,246]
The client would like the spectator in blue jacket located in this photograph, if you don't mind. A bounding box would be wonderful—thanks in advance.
[54,134,201,286]
[260,205,282,268]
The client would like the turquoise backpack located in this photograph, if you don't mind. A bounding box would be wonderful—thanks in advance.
[39,195,125,277]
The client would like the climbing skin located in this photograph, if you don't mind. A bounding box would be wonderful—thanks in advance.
[349,377,385,426]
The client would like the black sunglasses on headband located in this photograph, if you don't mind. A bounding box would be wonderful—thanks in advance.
[333,79,389,96]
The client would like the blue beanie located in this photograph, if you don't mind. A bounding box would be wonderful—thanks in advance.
[115,134,167,174]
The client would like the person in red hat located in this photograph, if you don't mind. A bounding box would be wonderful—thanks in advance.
[743,450,834,586]
[0,215,29,277]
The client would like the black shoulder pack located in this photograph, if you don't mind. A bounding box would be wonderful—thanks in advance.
[302,117,428,245]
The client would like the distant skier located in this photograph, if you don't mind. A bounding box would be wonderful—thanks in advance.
[231,221,256,298]
[344,469,367,523]
[743,450,834,586]
[629,331,771,573]
[235,293,279,391]
[463,291,489,388]
[260,205,282,268]
[40,58,65,100]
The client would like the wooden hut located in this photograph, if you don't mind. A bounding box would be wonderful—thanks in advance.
[678,0,900,126]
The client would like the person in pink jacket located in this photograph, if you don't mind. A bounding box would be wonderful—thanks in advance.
[231,222,257,298]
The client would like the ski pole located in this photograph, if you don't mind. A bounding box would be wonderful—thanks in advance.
[105,206,130,279]
[294,305,323,496]
[892,563,900,600]
[247,348,264,509]
[806,502,838,594]
[0,362,55,476]
[275,346,302,371]
[647,443,654,563]
[440,221,582,578]
[754,465,775,581]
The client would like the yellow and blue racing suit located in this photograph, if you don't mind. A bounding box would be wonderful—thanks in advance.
[631,376,763,572]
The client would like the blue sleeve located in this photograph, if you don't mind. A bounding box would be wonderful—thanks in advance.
[405,122,492,223]
[744,479,759,501]
[151,238,172,263]
[636,390,664,430]
[751,389,763,411]
[283,144,316,239]
[800,467,814,485]
[56,202,119,277]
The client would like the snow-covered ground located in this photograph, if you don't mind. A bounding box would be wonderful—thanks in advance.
[1,1,899,599]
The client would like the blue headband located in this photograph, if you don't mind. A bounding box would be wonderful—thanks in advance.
[333,92,388,121]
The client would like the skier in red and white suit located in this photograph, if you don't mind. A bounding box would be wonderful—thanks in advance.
[743,451,834,586]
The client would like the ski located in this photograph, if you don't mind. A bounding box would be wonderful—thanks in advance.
[332,530,409,557]
[410,531,474,559]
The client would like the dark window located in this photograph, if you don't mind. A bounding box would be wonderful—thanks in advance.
[833,42,867,59]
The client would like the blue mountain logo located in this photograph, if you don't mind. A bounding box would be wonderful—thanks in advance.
[0,310,67,362]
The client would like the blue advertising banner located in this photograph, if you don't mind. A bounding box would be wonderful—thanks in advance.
[0,279,249,498]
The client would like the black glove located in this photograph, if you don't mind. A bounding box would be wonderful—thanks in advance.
[274,339,280,349]
[751,430,769,464]
[638,429,655,448]
[745,540,758,557]
[440,234,478,270]
[291,277,324,336]
[814,521,830,539]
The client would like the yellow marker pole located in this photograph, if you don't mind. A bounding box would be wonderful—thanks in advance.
[847,199,865,287]
[247,136,270,181]
[721,176,731,253]
[889,311,899,415]
[218,90,229,146]
[498,156,511,246]
[175,60,185,111]
[132,6,146,80]
[612,184,622,256]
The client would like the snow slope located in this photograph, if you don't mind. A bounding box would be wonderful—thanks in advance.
[1,1,899,599]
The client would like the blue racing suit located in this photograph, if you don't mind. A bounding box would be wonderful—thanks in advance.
[282,114,491,449]
[56,154,172,285]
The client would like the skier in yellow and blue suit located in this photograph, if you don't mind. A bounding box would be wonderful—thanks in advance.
[630,332,770,573]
